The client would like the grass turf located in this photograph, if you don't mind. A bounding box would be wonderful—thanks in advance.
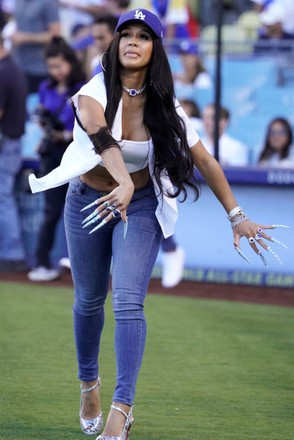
[0,281,293,440]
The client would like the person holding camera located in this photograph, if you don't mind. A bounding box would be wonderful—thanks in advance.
[28,37,85,282]
[0,30,27,272]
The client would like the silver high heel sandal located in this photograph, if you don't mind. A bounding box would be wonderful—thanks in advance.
[96,405,134,440]
[80,378,104,435]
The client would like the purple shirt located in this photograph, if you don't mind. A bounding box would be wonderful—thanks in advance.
[38,80,84,132]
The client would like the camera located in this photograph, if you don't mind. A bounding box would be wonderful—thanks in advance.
[33,108,66,157]
[33,107,64,134]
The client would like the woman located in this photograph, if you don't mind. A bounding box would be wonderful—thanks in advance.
[28,37,85,281]
[258,117,294,167]
[29,9,286,439]
[174,42,212,89]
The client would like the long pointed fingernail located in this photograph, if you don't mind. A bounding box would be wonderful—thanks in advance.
[82,209,99,225]
[271,224,290,229]
[270,237,288,249]
[258,251,267,267]
[235,247,253,264]
[80,200,98,212]
[123,219,128,240]
[82,214,101,228]
[267,246,283,265]
[82,210,100,225]
[89,219,107,234]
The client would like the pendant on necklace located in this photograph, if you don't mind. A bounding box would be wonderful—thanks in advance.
[122,83,147,96]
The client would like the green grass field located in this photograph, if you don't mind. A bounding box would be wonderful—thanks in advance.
[0,281,294,440]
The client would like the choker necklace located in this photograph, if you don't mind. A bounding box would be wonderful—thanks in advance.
[122,83,147,97]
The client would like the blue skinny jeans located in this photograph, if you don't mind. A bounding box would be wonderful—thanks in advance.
[64,177,163,406]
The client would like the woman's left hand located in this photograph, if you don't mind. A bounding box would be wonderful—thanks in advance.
[232,220,288,266]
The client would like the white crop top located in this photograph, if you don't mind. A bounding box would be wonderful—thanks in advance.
[28,72,200,238]
[112,139,149,173]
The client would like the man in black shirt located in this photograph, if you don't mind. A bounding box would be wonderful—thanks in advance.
[0,32,27,271]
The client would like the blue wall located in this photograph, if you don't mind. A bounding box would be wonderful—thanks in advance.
[156,167,294,288]
[156,182,293,288]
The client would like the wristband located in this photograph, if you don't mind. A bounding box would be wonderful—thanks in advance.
[227,206,242,220]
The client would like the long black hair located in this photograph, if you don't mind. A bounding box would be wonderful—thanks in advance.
[44,36,86,91]
[102,32,200,201]
[259,117,293,162]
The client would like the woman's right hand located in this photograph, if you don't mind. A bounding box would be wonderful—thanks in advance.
[79,95,135,227]
[80,179,134,236]
[96,180,135,222]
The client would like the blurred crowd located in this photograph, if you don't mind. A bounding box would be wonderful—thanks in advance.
[0,0,292,155]
[0,0,294,277]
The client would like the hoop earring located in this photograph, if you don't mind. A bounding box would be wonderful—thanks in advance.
[99,53,106,72]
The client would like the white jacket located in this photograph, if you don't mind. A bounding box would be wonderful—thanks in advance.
[29,72,200,237]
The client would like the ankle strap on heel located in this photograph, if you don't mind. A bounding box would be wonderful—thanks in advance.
[96,405,134,440]
[110,405,129,419]
[80,376,101,394]
[110,404,134,427]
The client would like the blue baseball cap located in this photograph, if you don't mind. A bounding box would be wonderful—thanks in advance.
[115,9,164,39]
[179,41,198,55]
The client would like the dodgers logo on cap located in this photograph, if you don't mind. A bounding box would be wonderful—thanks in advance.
[134,10,146,21]
[115,8,164,39]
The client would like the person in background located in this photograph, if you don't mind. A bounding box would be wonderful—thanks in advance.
[70,23,96,72]
[250,0,274,13]
[0,0,15,20]
[59,0,106,40]
[161,97,203,289]
[28,37,85,281]
[258,117,294,167]
[87,14,119,77]
[107,0,131,16]
[259,2,294,40]
[180,98,203,132]
[200,0,250,26]
[71,3,129,77]
[201,104,249,167]
[273,0,294,35]
[161,235,185,288]
[252,0,294,53]
[10,0,60,94]
[250,0,294,35]
[59,0,105,20]
[0,1,16,56]
[0,31,27,272]
[174,41,212,89]
[0,4,6,30]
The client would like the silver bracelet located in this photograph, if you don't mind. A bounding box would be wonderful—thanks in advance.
[230,213,249,229]
[227,206,242,220]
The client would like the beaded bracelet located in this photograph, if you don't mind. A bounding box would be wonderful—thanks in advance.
[230,213,249,229]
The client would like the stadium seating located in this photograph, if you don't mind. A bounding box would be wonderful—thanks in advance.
[237,10,260,41]
[200,24,252,55]
[171,44,294,165]
[254,86,294,118]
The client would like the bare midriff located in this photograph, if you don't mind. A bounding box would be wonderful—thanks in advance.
[80,164,150,192]
[80,92,151,192]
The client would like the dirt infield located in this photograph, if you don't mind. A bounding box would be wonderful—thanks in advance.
[1,269,293,307]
